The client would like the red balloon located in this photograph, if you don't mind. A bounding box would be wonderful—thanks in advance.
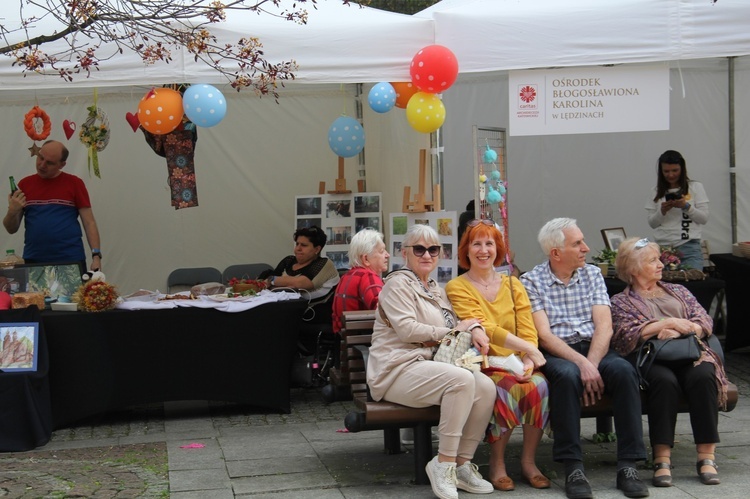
[391,81,418,109]
[410,45,459,93]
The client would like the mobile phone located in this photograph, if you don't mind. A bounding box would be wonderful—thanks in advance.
[665,191,682,201]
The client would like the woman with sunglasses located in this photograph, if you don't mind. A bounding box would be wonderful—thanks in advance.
[262,225,340,300]
[367,224,495,499]
[446,219,550,491]
[610,237,728,487]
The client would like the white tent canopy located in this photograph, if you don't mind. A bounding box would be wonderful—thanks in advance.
[1,0,749,293]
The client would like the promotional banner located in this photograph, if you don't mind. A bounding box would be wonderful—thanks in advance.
[509,63,669,136]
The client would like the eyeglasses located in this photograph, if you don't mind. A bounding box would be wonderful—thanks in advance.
[467,219,494,227]
[635,238,650,249]
[406,245,441,257]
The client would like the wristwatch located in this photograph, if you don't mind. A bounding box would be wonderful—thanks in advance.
[92,249,102,259]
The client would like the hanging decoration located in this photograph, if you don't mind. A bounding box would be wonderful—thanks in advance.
[182,84,227,127]
[327,116,365,158]
[24,106,52,156]
[391,81,418,109]
[62,119,77,140]
[137,87,184,135]
[405,91,446,133]
[368,82,396,113]
[141,84,199,209]
[125,112,140,132]
[78,90,110,179]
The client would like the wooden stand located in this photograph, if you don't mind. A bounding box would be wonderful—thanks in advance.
[320,157,355,194]
[402,149,441,213]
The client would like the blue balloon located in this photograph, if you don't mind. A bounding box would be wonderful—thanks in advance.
[328,116,365,158]
[368,82,396,113]
[182,84,227,127]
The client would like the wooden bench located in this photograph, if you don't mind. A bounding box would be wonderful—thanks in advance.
[332,310,739,485]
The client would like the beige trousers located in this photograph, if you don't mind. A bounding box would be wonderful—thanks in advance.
[383,359,495,460]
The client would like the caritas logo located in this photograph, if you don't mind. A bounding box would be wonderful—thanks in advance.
[519,85,537,106]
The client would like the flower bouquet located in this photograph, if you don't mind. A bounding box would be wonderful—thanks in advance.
[227,277,268,296]
[72,279,119,312]
[659,246,705,281]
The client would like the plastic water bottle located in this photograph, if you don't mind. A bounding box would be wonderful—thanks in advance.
[0,249,24,269]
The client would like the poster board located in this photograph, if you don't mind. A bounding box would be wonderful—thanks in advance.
[0,322,39,372]
[388,212,457,286]
[0,262,84,300]
[295,193,382,271]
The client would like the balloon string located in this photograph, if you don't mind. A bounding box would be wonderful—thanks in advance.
[340,83,348,116]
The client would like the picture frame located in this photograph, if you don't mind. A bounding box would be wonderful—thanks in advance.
[0,322,40,372]
[601,227,627,251]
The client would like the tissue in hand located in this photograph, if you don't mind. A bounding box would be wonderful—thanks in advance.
[487,354,525,376]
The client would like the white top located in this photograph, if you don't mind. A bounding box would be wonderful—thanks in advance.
[645,180,708,247]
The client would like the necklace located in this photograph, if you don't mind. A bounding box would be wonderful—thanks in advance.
[467,272,496,290]
[637,287,663,299]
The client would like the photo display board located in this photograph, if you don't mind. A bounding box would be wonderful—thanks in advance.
[295,193,382,271]
[389,212,457,287]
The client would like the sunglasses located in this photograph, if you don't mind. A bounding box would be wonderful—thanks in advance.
[467,219,494,227]
[406,245,441,257]
[634,238,650,249]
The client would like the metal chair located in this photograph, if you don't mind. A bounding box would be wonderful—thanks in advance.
[167,267,222,293]
[222,263,273,284]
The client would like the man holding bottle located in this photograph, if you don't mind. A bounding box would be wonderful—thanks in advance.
[3,140,102,271]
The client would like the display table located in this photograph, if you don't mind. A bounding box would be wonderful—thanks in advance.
[0,307,52,451]
[42,299,307,429]
[708,254,750,351]
[604,276,725,313]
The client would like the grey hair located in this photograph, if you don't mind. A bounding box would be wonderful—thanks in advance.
[614,237,660,285]
[403,223,441,248]
[348,228,385,268]
[538,217,578,256]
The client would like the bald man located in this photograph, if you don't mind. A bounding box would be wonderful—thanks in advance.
[4,140,102,271]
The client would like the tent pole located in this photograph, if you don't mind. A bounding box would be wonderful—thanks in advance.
[728,57,737,244]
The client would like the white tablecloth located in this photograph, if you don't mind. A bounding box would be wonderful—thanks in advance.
[115,290,302,313]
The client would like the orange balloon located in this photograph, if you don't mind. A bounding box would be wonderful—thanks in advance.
[137,88,184,135]
[391,81,418,109]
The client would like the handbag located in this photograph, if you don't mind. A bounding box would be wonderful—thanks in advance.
[376,303,474,368]
[433,330,474,364]
[636,333,722,389]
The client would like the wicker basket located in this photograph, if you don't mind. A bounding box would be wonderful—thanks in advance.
[661,269,706,282]
[738,242,750,258]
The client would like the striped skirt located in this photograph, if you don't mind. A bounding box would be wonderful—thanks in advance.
[483,367,551,442]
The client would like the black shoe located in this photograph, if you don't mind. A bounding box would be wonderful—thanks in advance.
[617,467,650,498]
[566,469,593,499]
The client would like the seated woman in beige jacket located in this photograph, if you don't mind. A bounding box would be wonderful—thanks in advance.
[367,224,495,499]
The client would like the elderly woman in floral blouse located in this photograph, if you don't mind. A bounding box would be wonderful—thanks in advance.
[610,237,728,488]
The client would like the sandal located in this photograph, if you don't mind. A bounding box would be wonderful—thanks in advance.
[696,458,720,485]
[652,460,673,487]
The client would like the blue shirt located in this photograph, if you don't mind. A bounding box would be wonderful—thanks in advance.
[520,261,610,344]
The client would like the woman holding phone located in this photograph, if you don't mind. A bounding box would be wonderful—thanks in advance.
[645,150,708,270]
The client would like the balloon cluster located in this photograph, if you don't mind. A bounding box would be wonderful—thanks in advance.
[137,84,227,135]
[327,45,457,156]
[366,45,458,134]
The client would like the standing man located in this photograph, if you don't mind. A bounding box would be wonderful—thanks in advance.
[4,140,102,271]
[520,218,647,499]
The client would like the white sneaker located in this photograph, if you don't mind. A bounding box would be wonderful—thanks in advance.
[425,455,458,499]
[456,461,493,494]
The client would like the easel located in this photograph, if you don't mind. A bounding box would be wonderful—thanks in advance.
[402,149,441,213]
[319,157,365,194]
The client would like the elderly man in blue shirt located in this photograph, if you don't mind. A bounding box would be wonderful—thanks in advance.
[521,218,648,499]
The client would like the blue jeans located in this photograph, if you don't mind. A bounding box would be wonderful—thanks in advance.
[541,342,647,463]
[676,239,704,270]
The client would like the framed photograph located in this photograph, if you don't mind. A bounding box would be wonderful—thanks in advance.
[601,227,627,251]
[0,322,40,372]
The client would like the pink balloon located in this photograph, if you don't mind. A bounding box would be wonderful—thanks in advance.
[410,45,459,93]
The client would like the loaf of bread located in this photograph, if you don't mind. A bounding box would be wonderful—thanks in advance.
[12,292,46,310]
